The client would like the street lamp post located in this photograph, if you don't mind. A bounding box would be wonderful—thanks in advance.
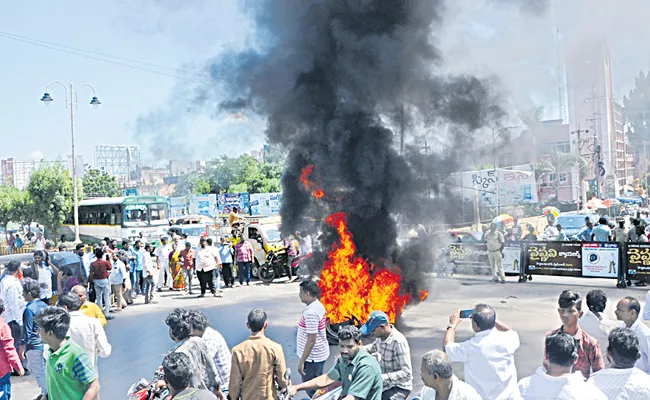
[41,82,101,243]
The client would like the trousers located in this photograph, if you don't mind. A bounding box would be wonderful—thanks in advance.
[197,270,216,295]
[182,269,194,293]
[144,275,155,303]
[158,262,171,288]
[25,349,47,395]
[488,250,505,281]
[301,361,325,397]
[222,263,234,286]
[382,387,410,400]
[94,278,111,316]
[111,284,123,309]
[237,261,251,284]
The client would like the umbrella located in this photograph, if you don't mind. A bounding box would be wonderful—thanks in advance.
[603,198,621,207]
[542,206,560,217]
[492,214,514,225]
[586,198,606,209]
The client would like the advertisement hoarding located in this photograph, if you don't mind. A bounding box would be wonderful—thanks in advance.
[525,241,582,277]
[582,243,619,278]
[627,243,650,277]
[250,192,282,216]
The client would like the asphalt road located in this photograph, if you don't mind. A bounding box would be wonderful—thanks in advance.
[13,274,650,400]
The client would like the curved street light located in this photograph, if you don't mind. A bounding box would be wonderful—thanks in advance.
[40,81,101,243]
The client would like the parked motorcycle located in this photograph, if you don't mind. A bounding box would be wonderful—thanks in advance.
[127,370,170,400]
[259,246,304,283]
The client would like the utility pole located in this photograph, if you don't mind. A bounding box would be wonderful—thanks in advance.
[400,104,405,155]
[571,127,590,206]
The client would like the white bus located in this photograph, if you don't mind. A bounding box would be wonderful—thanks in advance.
[61,196,170,243]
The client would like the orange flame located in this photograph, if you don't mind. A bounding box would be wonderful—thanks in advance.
[419,290,429,301]
[318,212,411,324]
[300,165,324,199]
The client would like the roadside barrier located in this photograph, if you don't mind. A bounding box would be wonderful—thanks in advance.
[447,240,634,287]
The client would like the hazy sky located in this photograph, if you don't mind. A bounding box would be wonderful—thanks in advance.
[2,1,649,166]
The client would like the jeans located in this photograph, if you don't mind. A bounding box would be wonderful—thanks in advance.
[134,270,144,294]
[237,261,251,284]
[144,275,155,303]
[0,372,10,400]
[111,283,123,309]
[382,387,410,400]
[158,262,170,288]
[222,263,234,286]
[182,269,194,293]
[94,278,111,316]
[301,361,325,397]
[212,268,221,289]
[25,348,47,395]
[197,270,216,295]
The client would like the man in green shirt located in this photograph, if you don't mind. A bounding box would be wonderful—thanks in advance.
[34,306,100,400]
[289,325,382,400]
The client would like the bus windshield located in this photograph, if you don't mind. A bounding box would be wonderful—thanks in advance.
[123,203,169,226]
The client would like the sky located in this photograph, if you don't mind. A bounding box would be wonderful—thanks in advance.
[3,1,650,167]
[0,1,259,166]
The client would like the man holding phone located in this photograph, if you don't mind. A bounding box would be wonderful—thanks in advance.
[444,304,521,400]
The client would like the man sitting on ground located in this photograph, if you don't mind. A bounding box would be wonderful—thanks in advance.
[588,327,650,398]
[518,332,606,399]
[163,352,217,400]
[418,349,481,400]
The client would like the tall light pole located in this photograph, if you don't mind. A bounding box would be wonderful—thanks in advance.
[41,82,101,243]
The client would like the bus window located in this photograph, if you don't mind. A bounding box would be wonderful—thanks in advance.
[124,205,147,224]
[149,203,169,222]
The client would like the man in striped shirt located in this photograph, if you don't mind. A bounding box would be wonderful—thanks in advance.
[297,279,330,397]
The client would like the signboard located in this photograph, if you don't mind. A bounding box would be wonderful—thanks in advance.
[1,158,14,186]
[169,197,189,218]
[250,193,282,216]
[525,241,582,277]
[503,244,523,274]
[448,242,522,275]
[189,194,217,217]
[452,164,539,207]
[122,188,138,197]
[582,243,619,278]
[627,243,650,277]
[217,193,250,214]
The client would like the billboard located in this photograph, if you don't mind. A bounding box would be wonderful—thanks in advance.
[189,194,217,217]
[250,192,282,216]
[1,158,14,186]
[448,242,522,275]
[169,197,189,218]
[452,164,538,207]
[627,243,650,277]
[525,241,582,277]
[217,193,250,214]
[582,243,619,278]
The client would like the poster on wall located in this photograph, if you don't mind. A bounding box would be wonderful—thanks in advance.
[502,244,522,274]
[581,243,619,278]
[452,164,538,207]
[189,194,217,217]
[525,241,582,277]
[169,197,189,218]
[627,243,650,277]
[217,193,251,215]
[250,193,282,216]
[448,243,489,271]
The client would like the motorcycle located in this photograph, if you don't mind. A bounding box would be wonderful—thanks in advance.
[259,245,303,283]
[127,370,170,400]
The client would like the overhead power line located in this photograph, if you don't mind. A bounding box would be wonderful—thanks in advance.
[0,31,213,84]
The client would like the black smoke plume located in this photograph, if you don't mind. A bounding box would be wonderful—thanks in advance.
[204,0,503,301]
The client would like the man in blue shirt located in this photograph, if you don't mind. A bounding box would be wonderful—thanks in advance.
[592,218,612,242]
[21,278,48,398]
[218,237,235,288]
[134,240,146,296]
[577,221,594,241]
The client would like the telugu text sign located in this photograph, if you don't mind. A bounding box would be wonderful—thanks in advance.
[582,243,619,278]
[627,243,650,277]
[525,241,582,277]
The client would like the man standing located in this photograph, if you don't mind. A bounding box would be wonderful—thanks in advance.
[360,311,412,400]
[418,350,481,400]
[484,223,506,284]
[58,293,112,369]
[187,310,232,396]
[234,238,253,286]
[196,238,219,298]
[296,280,330,397]
[142,243,158,304]
[179,242,196,295]
[20,279,48,398]
[155,237,172,292]
[89,247,113,320]
[615,296,650,373]
[35,306,100,399]
[75,244,90,284]
[592,218,612,242]
[229,309,287,399]
[544,290,604,379]
[206,238,223,293]
[122,240,136,296]
[0,298,24,398]
[32,231,46,251]
[71,285,106,326]
[109,251,127,312]
[134,240,146,296]
[0,261,26,351]
[162,352,218,400]
[217,237,235,288]
[444,304,520,400]
[614,219,628,244]
[518,332,606,399]
[589,327,650,398]
[289,325,383,400]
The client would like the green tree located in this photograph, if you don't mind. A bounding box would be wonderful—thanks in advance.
[624,71,650,144]
[537,151,587,201]
[27,163,74,237]
[0,186,30,232]
[173,172,211,196]
[82,167,119,198]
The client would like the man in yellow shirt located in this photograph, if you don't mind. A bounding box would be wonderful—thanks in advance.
[71,285,107,326]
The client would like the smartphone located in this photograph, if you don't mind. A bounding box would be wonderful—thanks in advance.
[459,309,473,319]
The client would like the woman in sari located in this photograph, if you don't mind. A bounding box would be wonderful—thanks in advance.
[168,242,184,291]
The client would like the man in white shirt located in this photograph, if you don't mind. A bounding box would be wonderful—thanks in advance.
[589,327,650,399]
[195,237,221,298]
[206,238,223,293]
[615,296,650,373]
[32,232,46,251]
[109,251,128,311]
[544,220,558,241]
[188,310,232,396]
[518,332,606,399]
[58,292,112,369]
[155,237,173,291]
[0,261,26,350]
[296,280,330,398]
[579,290,622,366]
[419,349,481,400]
[444,304,520,400]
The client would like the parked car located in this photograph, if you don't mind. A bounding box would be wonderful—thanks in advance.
[555,213,598,238]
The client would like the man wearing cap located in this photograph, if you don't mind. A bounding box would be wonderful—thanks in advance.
[179,241,195,295]
[360,311,412,400]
